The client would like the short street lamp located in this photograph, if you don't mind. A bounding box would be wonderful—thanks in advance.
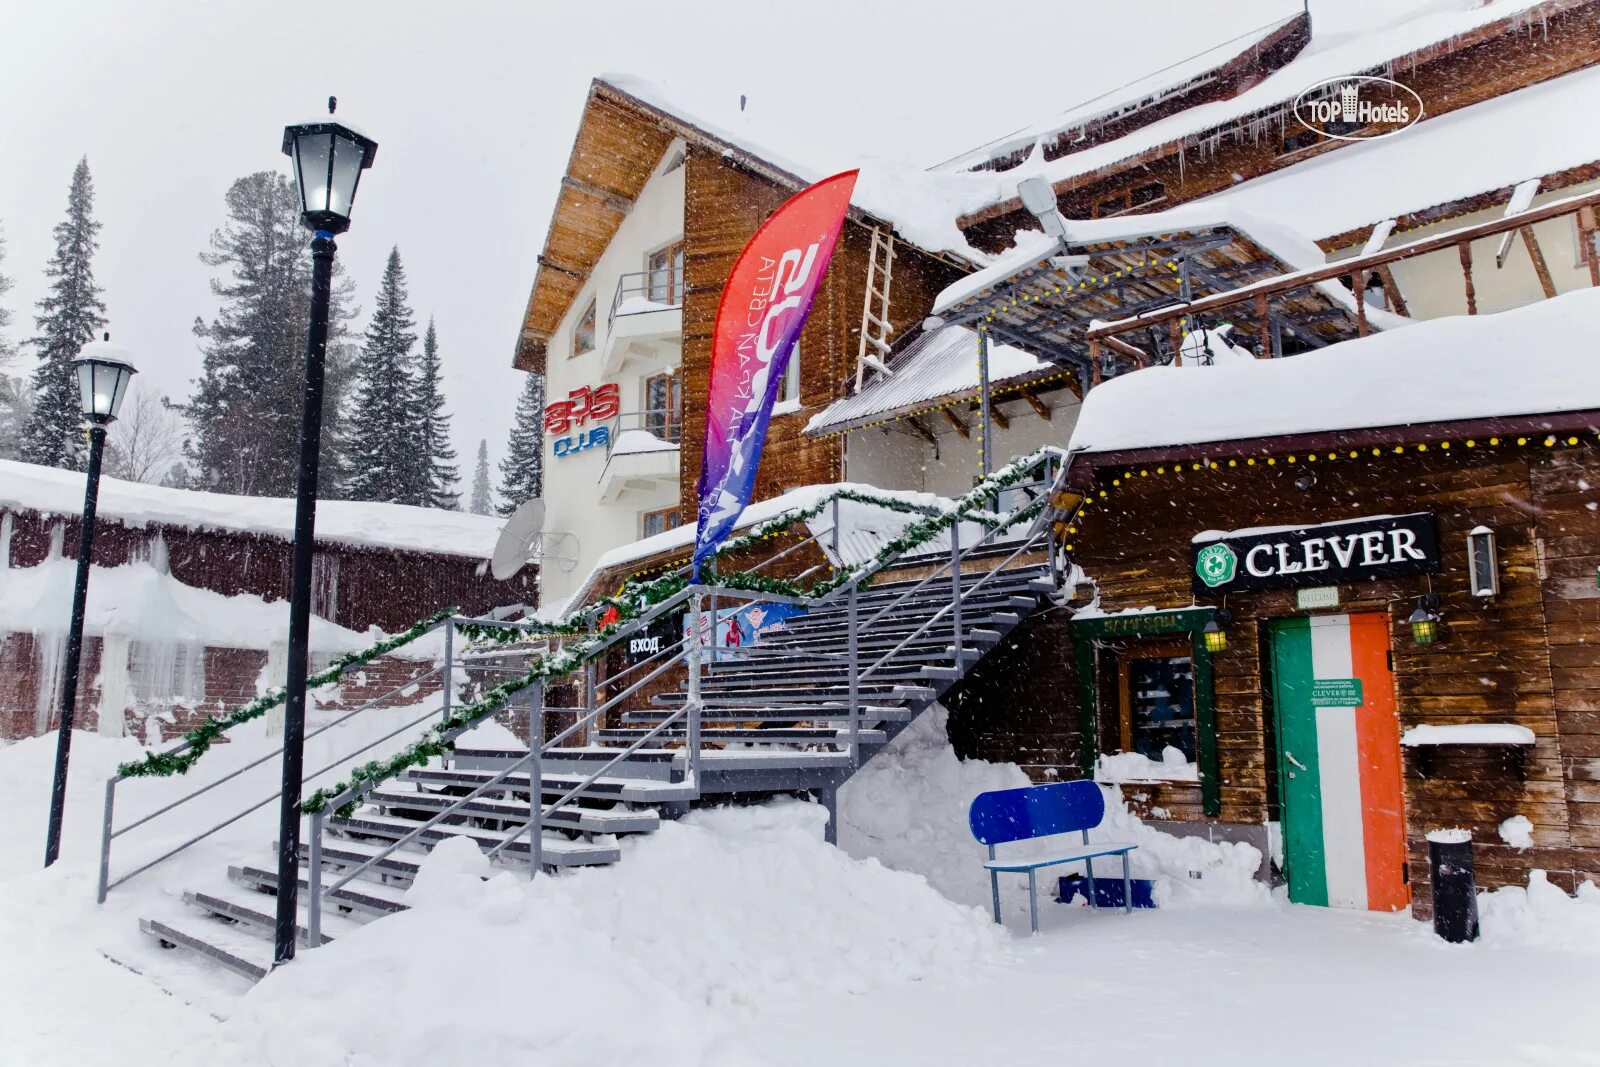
[44,335,136,868]
[271,99,376,967]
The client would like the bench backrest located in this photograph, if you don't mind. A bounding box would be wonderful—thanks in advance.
[968,780,1105,846]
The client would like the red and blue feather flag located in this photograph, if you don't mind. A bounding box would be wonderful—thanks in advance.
[691,170,858,579]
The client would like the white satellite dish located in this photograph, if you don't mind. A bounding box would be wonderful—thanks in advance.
[491,499,546,580]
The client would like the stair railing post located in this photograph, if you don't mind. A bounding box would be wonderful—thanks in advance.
[584,614,596,745]
[528,681,544,878]
[708,591,719,667]
[950,519,964,665]
[847,575,860,767]
[830,496,841,576]
[440,619,454,727]
[306,809,324,948]
[95,778,116,904]
[687,590,704,786]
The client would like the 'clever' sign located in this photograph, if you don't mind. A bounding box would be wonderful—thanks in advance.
[1191,513,1439,594]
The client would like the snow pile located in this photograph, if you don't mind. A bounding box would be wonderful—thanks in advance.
[840,706,1265,913]
[240,800,1010,1066]
[609,428,679,456]
[0,458,503,559]
[1499,815,1535,850]
[1478,871,1600,951]
[1068,287,1600,456]
[1095,747,1199,783]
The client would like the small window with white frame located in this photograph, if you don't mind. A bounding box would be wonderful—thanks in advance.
[646,240,685,305]
[641,507,682,539]
[775,341,800,407]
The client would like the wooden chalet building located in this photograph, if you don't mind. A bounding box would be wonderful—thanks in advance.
[503,0,1600,915]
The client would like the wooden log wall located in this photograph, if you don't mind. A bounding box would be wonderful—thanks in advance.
[966,442,1600,912]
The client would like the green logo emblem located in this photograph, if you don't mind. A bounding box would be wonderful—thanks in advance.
[1195,543,1238,588]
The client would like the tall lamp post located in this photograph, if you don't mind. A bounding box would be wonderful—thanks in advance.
[43,335,136,867]
[274,100,377,966]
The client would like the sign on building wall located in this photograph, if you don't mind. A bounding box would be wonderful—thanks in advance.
[546,383,620,458]
[1190,513,1439,595]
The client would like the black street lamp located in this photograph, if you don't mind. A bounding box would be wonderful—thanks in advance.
[43,335,136,868]
[273,98,376,966]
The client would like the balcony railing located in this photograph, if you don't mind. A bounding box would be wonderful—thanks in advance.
[604,405,683,458]
[608,267,685,331]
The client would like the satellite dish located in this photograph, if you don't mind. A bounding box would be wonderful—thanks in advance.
[491,499,546,580]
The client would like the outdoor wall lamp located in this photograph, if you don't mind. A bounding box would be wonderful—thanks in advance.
[1466,525,1499,598]
[1202,608,1232,654]
[1408,594,1442,646]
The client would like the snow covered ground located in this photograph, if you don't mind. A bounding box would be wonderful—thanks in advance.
[2,710,1598,1066]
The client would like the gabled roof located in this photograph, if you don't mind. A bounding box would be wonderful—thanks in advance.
[512,76,983,373]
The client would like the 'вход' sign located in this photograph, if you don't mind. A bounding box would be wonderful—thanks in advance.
[1190,513,1439,595]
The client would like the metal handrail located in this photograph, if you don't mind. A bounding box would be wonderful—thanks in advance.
[608,266,685,330]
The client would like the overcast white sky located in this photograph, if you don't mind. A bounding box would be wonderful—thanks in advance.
[0,0,1432,486]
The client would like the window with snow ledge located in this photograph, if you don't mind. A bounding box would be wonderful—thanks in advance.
[773,340,800,413]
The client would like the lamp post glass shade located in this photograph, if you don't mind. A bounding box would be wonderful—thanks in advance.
[282,119,377,234]
[72,339,136,422]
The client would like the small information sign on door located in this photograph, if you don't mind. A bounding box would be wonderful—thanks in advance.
[1297,586,1340,610]
[1309,678,1364,707]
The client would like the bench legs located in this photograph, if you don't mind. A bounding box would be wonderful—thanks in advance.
[1085,857,1097,909]
[990,869,1002,925]
[1027,868,1039,935]
[1122,852,1132,915]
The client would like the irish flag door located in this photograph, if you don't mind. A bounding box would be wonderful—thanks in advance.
[1271,614,1408,911]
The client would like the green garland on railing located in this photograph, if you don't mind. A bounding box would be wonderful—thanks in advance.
[115,607,459,779]
[296,450,1059,814]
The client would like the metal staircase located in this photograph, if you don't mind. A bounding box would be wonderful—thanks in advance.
[115,454,1066,983]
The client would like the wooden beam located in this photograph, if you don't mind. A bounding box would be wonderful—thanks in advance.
[1376,265,1409,316]
[1084,187,1600,341]
[1024,394,1052,421]
[1519,226,1558,299]
[560,175,634,215]
[537,254,588,280]
[1255,293,1271,355]
[1459,242,1478,315]
[1580,207,1600,288]
[1100,334,1148,365]
[1354,269,1368,337]
[904,416,938,447]
[990,404,1010,431]
[940,407,970,438]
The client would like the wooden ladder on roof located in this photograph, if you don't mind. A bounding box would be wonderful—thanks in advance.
[854,226,896,391]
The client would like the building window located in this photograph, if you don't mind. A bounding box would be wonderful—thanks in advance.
[646,240,685,305]
[775,342,800,406]
[1279,127,1322,157]
[642,507,682,538]
[643,372,682,442]
[1113,639,1197,762]
[573,299,596,358]
[1129,181,1165,209]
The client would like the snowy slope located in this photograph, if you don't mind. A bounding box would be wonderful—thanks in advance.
[0,459,503,558]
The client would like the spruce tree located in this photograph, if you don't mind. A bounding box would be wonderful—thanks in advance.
[342,247,419,504]
[469,439,494,515]
[498,373,545,516]
[0,222,25,462]
[186,171,355,496]
[410,316,460,508]
[21,158,107,470]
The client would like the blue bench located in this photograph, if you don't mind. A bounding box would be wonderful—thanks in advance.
[968,780,1139,934]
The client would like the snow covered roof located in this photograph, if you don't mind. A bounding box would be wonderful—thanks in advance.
[1065,286,1600,458]
[594,75,986,261]
[1199,62,1600,244]
[805,324,1057,437]
[946,0,1567,224]
[0,460,504,560]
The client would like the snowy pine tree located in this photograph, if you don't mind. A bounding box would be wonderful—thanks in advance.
[410,316,460,509]
[186,171,356,496]
[342,247,420,504]
[469,439,494,515]
[497,373,545,516]
[21,158,107,470]
[0,222,25,462]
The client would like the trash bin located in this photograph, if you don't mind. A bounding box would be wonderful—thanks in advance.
[1426,829,1479,943]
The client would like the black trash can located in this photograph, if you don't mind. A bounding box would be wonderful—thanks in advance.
[1427,829,1480,943]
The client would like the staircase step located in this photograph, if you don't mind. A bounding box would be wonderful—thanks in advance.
[696,665,960,689]
[366,788,660,834]
[404,767,698,803]
[141,915,273,983]
[229,864,410,919]
[326,812,623,868]
[183,888,363,946]
[595,726,887,746]
[292,839,423,884]
[621,704,910,725]
[452,746,683,782]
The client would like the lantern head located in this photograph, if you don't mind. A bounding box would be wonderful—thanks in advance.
[282,98,378,234]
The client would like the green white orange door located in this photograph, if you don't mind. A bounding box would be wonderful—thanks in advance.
[1271,614,1408,911]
